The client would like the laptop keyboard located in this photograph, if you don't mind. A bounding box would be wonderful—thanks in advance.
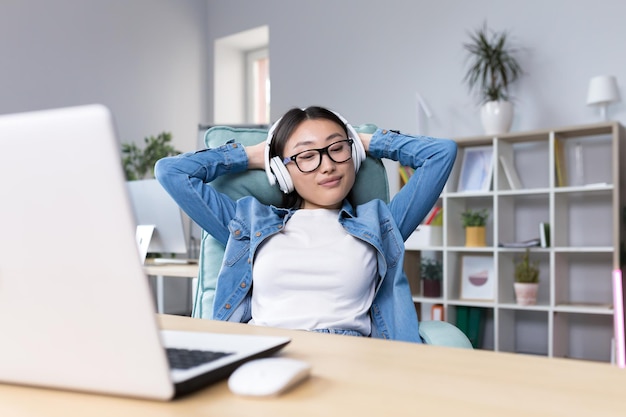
[166,348,234,370]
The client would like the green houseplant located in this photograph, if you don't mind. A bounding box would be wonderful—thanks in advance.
[122,132,181,180]
[461,209,489,247]
[513,249,540,305]
[461,208,489,227]
[421,258,442,298]
[463,22,523,135]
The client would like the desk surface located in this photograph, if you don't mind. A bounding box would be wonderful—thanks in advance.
[1,314,625,417]
[143,261,199,278]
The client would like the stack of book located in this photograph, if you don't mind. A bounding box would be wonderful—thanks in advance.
[455,306,485,349]
[499,222,550,248]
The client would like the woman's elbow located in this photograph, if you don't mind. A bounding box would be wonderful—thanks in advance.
[154,156,180,189]
[442,138,458,160]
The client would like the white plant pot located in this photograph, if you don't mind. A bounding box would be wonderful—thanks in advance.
[480,100,514,135]
[514,282,538,306]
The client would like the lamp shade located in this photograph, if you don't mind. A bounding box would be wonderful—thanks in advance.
[587,75,620,105]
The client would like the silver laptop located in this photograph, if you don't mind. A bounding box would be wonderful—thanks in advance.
[0,104,290,400]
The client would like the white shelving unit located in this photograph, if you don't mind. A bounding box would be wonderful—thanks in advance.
[405,121,625,362]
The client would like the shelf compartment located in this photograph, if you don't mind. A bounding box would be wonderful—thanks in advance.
[497,308,549,356]
[552,312,613,362]
[496,193,549,246]
[554,132,613,188]
[446,139,494,193]
[404,250,421,297]
[413,301,444,321]
[497,250,550,305]
[496,138,550,191]
[404,250,444,299]
[446,251,497,302]
[445,196,493,247]
[553,189,614,248]
[554,251,614,307]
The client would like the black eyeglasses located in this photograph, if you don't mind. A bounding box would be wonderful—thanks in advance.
[283,139,353,173]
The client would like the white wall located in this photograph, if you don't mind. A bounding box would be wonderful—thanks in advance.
[3,1,623,152]
[205,0,626,139]
[0,0,210,151]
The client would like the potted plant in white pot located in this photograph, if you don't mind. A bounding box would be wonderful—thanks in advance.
[421,258,442,298]
[461,208,489,247]
[463,23,523,135]
[514,249,540,305]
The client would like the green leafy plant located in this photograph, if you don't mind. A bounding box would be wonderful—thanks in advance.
[122,132,181,180]
[421,258,443,281]
[463,22,523,104]
[514,249,540,283]
[461,209,489,227]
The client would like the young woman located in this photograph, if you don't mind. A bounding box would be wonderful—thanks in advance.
[155,106,456,343]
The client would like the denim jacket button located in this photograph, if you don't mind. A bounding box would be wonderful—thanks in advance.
[234,230,241,236]
[225,304,231,309]
[255,231,261,237]
[240,282,246,288]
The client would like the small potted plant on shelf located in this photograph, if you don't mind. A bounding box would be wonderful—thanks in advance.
[461,208,489,247]
[513,248,540,305]
[421,258,443,298]
[463,22,523,135]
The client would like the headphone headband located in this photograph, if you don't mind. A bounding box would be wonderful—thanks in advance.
[264,108,365,194]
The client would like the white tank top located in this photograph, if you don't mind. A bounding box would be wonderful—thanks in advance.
[250,209,377,335]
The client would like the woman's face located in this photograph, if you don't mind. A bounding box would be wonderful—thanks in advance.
[283,118,356,210]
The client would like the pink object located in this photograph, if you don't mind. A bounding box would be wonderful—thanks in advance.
[613,269,625,368]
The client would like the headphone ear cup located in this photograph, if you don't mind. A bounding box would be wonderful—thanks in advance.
[348,125,366,173]
[328,109,365,174]
[269,156,294,194]
[264,116,283,188]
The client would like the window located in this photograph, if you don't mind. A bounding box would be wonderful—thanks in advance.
[246,48,270,124]
[214,26,269,124]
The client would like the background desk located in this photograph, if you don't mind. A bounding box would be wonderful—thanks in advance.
[1,314,625,416]
[143,262,199,314]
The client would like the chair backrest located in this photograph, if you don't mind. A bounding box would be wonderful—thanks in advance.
[192,124,388,319]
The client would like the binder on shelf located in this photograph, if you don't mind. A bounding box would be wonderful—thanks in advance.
[554,138,567,187]
[499,238,540,248]
[399,165,415,185]
[499,154,522,189]
[455,306,469,338]
[455,306,484,349]
[467,307,485,349]
[540,222,550,248]
[423,206,441,225]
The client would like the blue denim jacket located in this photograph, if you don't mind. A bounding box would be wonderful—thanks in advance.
[155,129,456,343]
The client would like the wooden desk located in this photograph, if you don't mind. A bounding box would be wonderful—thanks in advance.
[1,314,625,417]
[143,262,199,313]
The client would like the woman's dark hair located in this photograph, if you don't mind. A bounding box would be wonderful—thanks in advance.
[270,106,348,208]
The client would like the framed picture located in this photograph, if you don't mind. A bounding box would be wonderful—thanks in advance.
[460,255,495,301]
[457,146,494,192]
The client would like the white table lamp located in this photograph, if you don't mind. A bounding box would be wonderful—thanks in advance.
[587,75,620,121]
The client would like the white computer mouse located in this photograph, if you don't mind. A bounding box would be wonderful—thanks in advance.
[228,357,311,397]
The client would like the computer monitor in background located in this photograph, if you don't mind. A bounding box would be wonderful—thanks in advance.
[126,179,187,256]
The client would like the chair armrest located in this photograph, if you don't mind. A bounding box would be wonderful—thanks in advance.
[419,320,473,349]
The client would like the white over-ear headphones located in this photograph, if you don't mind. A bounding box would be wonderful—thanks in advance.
[264,108,366,194]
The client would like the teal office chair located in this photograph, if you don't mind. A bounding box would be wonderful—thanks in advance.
[192,125,472,349]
